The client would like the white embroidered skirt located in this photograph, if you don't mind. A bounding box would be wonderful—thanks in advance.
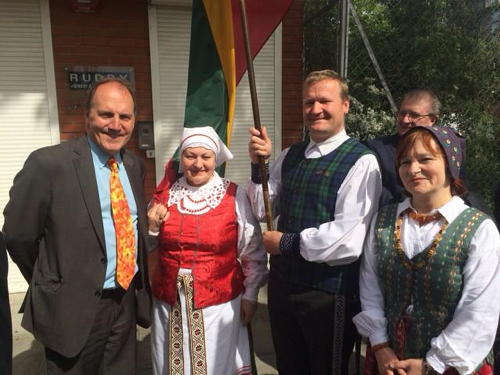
[151,276,251,375]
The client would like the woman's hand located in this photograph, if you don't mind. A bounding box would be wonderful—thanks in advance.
[147,202,169,233]
[240,299,258,325]
[393,358,423,375]
[374,347,406,375]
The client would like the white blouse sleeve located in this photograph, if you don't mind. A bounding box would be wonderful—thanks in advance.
[299,154,382,266]
[235,185,269,302]
[352,213,390,346]
[426,219,500,374]
[246,147,289,221]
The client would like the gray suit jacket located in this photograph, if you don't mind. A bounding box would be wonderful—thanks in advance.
[3,136,151,358]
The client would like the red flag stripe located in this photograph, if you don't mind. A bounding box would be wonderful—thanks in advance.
[231,0,293,83]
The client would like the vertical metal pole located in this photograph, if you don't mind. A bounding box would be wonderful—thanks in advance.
[335,7,349,374]
[337,0,349,78]
[349,0,397,113]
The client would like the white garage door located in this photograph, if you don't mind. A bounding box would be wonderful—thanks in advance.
[148,1,282,186]
[0,0,59,293]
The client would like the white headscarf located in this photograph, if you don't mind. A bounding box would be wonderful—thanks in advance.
[179,126,233,167]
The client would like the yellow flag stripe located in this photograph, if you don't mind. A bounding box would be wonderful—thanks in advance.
[202,0,236,146]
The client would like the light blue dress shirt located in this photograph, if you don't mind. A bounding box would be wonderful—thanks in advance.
[88,138,138,289]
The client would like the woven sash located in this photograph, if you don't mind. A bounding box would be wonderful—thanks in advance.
[168,274,207,375]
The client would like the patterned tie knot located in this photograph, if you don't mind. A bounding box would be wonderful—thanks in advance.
[108,157,118,173]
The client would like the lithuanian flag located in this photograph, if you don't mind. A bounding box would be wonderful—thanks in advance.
[183,0,293,148]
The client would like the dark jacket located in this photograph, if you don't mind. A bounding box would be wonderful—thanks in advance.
[364,134,403,207]
[2,136,151,358]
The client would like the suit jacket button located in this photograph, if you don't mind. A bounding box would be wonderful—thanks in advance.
[100,257,106,264]
[95,290,102,297]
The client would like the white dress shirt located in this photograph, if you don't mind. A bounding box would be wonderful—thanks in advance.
[353,196,500,374]
[247,129,382,266]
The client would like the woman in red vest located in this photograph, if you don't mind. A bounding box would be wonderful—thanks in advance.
[147,126,268,375]
[354,126,500,375]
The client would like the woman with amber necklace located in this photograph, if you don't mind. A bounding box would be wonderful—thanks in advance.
[354,126,500,375]
[147,126,268,375]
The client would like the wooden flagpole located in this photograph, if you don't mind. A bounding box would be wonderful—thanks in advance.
[238,2,273,374]
[238,0,274,231]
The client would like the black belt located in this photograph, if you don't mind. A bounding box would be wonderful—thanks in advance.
[101,287,126,299]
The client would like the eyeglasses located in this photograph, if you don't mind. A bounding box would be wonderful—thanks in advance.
[396,110,435,121]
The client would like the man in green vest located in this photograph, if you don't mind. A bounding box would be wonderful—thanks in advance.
[247,70,382,375]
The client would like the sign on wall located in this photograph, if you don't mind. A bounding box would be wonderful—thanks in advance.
[66,66,135,90]
[69,0,102,13]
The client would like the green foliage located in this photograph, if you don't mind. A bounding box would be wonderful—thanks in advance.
[303,0,340,73]
[304,0,500,208]
[345,84,394,140]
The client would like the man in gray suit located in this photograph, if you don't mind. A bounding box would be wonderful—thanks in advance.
[3,78,151,374]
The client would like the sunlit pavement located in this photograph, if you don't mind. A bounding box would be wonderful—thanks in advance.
[10,285,363,374]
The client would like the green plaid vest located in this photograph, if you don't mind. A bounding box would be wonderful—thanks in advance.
[376,203,489,358]
[274,137,372,294]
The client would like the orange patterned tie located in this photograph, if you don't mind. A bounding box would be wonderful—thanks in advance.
[108,157,135,290]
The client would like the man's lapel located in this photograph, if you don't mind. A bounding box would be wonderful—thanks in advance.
[72,137,106,253]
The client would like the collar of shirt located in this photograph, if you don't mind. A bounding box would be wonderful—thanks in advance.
[304,129,349,159]
[397,195,467,224]
[87,136,123,170]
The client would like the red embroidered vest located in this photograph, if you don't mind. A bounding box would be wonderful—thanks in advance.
[152,182,244,309]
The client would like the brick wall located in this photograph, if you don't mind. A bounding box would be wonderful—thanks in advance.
[50,0,156,198]
[281,0,304,149]
[50,0,304,198]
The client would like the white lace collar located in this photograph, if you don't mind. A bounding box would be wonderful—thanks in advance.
[168,172,230,215]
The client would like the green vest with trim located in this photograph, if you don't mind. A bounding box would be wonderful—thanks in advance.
[375,203,488,358]
[274,138,372,294]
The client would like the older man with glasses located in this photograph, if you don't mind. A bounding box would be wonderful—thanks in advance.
[365,89,450,206]
[364,88,493,217]
[395,90,440,135]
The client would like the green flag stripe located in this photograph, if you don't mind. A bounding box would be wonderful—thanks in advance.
[184,0,229,146]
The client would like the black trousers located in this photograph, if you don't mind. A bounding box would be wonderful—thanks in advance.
[45,284,137,375]
[0,234,12,375]
[268,270,359,375]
